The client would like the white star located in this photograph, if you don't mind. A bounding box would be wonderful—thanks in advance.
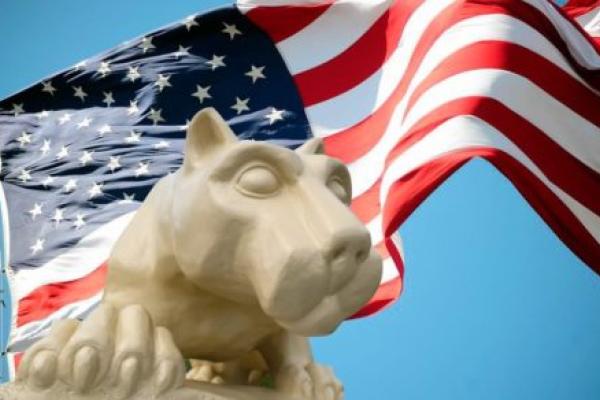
[73,86,87,102]
[231,97,250,115]
[63,178,77,193]
[51,208,64,225]
[76,117,92,129]
[73,60,87,71]
[139,37,155,53]
[36,110,49,119]
[56,146,70,160]
[191,85,211,104]
[11,103,24,116]
[97,124,112,136]
[107,156,121,172]
[265,107,286,125]
[30,238,45,255]
[87,182,104,199]
[119,193,136,204]
[154,74,172,92]
[16,131,32,147]
[79,151,94,166]
[154,140,170,149]
[40,139,51,156]
[245,65,266,83]
[147,108,165,125]
[222,22,242,40]
[73,213,86,229]
[206,54,226,71]
[135,162,150,177]
[41,81,57,95]
[127,66,141,82]
[28,203,43,220]
[174,45,191,58]
[102,91,115,107]
[18,169,31,183]
[127,100,140,115]
[125,131,142,143]
[42,176,55,187]
[58,113,72,125]
[183,15,199,31]
[97,61,111,77]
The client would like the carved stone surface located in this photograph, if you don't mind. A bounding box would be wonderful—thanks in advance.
[0,108,382,399]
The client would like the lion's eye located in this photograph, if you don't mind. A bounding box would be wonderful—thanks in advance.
[328,177,350,204]
[236,166,280,197]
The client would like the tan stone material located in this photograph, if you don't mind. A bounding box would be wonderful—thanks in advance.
[0,108,382,399]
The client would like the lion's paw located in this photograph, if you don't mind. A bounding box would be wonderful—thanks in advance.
[276,362,343,400]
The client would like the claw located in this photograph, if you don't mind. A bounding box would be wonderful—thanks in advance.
[28,351,57,389]
[72,346,99,393]
[116,356,141,399]
[154,360,175,395]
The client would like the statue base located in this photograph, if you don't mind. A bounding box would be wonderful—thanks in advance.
[0,380,301,400]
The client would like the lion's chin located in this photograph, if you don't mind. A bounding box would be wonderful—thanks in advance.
[276,295,346,336]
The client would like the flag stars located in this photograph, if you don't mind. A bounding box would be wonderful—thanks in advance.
[28,203,43,220]
[58,113,73,125]
[265,107,286,125]
[40,139,51,156]
[222,22,242,40]
[11,103,24,116]
[16,131,32,147]
[107,156,121,172]
[191,85,211,104]
[231,97,250,115]
[41,176,55,187]
[18,169,32,183]
[154,74,172,92]
[206,55,226,71]
[125,131,142,143]
[119,193,135,204]
[102,91,115,107]
[51,208,64,225]
[30,238,45,255]
[77,117,92,129]
[73,60,88,71]
[147,108,165,125]
[79,151,94,166]
[73,86,88,102]
[97,124,112,137]
[56,146,70,160]
[139,37,155,53]
[87,182,104,199]
[127,100,140,115]
[183,15,199,31]
[135,162,150,177]
[245,65,266,83]
[73,213,86,229]
[127,66,141,82]
[36,110,50,119]
[97,62,111,77]
[63,179,77,193]
[154,140,170,149]
[41,81,57,96]
[174,45,191,58]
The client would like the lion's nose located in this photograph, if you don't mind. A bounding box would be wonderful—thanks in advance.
[326,229,371,293]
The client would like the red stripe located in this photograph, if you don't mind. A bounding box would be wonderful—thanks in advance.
[323,1,600,165]
[294,0,422,106]
[17,262,107,327]
[350,179,381,223]
[351,276,403,318]
[382,148,600,275]
[562,0,600,18]
[245,2,333,43]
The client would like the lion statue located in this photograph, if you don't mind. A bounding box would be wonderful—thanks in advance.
[7,108,383,400]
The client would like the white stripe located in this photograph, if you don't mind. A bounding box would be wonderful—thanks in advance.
[309,12,590,142]
[524,0,600,69]
[277,0,392,74]
[576,6,600,37]
[381,256,399,283]
[379,116,600,243]
[9,292,102,352]
[349,67,600,198]
[366,213,383,245]
[13,212,135,301]
[306,0,453,137]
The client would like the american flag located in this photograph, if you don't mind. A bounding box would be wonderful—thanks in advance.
[1,0,599,377]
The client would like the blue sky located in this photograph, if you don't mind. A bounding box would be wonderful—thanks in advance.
[0,1,599,399]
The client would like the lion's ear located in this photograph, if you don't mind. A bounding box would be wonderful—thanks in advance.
[184,108,238,171]
[296,137,324,155]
